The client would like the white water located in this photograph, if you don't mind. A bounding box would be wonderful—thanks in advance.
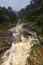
[1,23,39,65]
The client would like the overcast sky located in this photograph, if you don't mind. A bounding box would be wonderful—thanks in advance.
[0,0,30,11]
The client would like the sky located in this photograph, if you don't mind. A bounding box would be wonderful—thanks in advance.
[0,0,30,11]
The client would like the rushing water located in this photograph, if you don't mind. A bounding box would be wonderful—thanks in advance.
[1,23,39,65]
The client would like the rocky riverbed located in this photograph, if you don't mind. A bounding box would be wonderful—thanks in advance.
[0,23,43,65]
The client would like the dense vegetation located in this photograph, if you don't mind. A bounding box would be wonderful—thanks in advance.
[26,45,43,65]
[18,0,43,43]
[0,7,17,32]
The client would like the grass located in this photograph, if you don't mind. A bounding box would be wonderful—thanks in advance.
[25,45,43,65]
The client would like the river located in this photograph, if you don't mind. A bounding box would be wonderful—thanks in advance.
[0,23,40,65]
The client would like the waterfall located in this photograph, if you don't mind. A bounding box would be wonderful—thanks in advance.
[1,23,39,65]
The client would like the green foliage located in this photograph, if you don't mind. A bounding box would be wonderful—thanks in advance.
[25,45,43,65]
[0,7,17,32]
[18,0,43,43]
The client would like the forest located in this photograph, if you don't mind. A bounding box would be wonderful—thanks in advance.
[18,0,43,43]
[0,7,17,32]
[0,0,43,42]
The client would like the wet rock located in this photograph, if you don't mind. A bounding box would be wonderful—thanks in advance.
[0,47,10,53]
[0,30,13,53]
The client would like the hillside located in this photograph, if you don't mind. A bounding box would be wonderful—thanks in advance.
[18,0,43,43]
[0,7,17,32]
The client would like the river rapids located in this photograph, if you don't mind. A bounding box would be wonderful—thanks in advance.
[1,23,40,65]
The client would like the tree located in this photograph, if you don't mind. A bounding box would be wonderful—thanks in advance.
[0,7,17,32]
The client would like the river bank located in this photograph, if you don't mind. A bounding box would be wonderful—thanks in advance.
[0,22,43,65]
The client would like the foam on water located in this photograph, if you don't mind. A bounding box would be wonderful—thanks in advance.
[1,23,39,65]
[1,36,37,65]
